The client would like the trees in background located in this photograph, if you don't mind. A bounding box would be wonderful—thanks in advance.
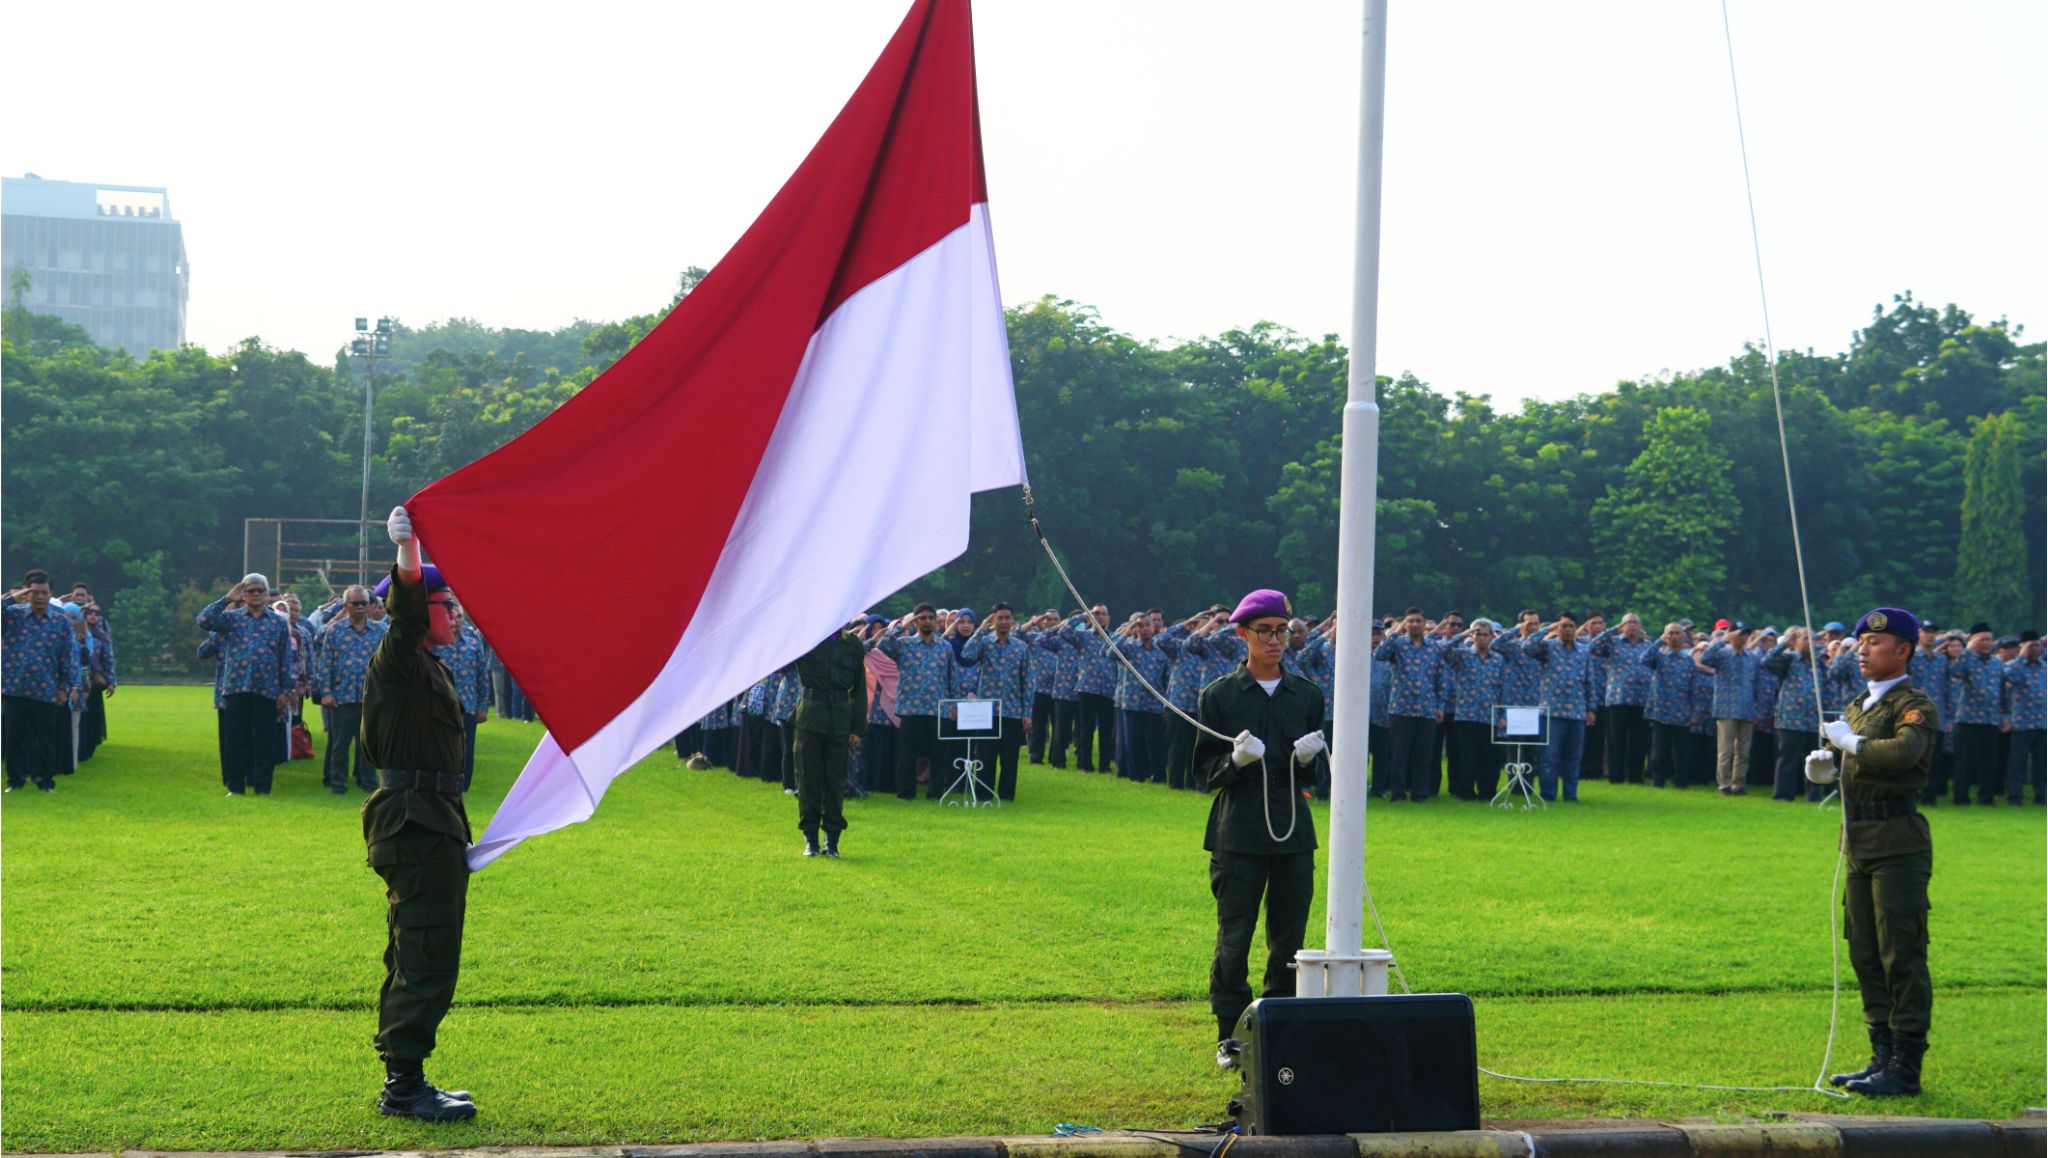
[3,286,2040,674]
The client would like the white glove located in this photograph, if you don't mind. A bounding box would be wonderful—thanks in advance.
[1231,730,1267,767]
[1822,718,1861,755]
[1293,731,1327,765]
[1804,749,1839,785]
[387,506,420,572]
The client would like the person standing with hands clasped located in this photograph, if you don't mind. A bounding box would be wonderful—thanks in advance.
[360,506,477,1122]
[1195,589,1329,1072]
[1805,607,1940,1098]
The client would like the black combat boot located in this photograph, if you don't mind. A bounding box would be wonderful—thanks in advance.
[823,832,842,859]
[379,1060,478,1120]
[1847,1031,1925,1097]
[802,832,820,857]
[1829,1024,1893,1087]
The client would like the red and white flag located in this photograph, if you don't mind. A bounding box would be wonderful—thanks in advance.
[408,0,1022,869]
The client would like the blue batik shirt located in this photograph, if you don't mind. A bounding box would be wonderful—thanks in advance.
[1025,630,1060,696]
[195,597,292,698]
[1689,666,1715,732]
[1046,632,1082,701]
[1443,644,1507,721]
[1190,629,1248,690]
[1697,642,1762,721]
[1060,617,1121,698]
[1500,635,1597,719]
[1753,660,1781,731]
[1762,645,1821,734]
[770,668,800,723]
[1110,632,1179,714]
[1947,649,2004,726]
[87,630,118,690]
[1371,633,1445,719]
[874,629,958,717]
[960,630,1034,719]
[1297,632,1337,722]
[430,625,492,716]
[1829,651,1866,712]
[317,617,388,704]
[743,674,775,716]
[2004,656,2045,731]
[1165,631,1215,714]
[1640,644,1697,726]
[1500,635,1542,707]
[1370,656,1393,727]
[1589,630,1655,706]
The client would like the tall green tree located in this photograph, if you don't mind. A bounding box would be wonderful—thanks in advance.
[1952,410,2030,624]
[1589,407,1740,623]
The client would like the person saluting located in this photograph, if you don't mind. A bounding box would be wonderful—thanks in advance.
[1194,588,1329,1070]
[1809,606,1940,1097]
[361,506,477,1121]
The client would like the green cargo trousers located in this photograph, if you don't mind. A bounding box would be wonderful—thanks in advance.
[368,823,469,1061]
[1209,850,1315,1039]
[794,727,850,837]
[1844,848,1932,1036]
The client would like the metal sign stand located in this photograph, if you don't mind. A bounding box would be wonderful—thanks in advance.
[1489,705,1550,812]
[937,697,1001,808]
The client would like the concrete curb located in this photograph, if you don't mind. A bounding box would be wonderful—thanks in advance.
[24,1120,2036,1158]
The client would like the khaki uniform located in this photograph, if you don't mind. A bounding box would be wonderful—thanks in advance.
[1839,678,1939,1036]
[792,630,868,840]
[1192,667,1328,1038]
[360,569,471,1063]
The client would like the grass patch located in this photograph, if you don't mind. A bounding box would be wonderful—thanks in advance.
[3,687,2042,1149]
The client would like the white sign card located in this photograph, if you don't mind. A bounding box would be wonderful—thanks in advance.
[955,700,995,731]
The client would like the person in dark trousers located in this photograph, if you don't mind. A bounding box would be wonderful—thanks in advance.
[360,506,476,1122]
[872,604,958,799]
[1372,608,1444,802]
[1196,588,1328,1071]
[3,570,80,794]
[792,624,867,857]
[1815,607,1939,1098]
[195,574,294,796]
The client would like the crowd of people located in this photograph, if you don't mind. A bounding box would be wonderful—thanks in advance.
[2,570,118,792]
[6,564,2041,814]
[670,602,2047,812]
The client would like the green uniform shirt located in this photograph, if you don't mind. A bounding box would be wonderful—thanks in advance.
[1840,676,1939,861]
[360,567,471,846]
[1194,666,1326,855]
[792,630,868,737]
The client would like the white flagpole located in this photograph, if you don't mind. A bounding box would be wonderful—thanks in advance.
[1298,0,1390,999]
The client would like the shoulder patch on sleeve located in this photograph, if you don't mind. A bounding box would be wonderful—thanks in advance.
[1902,708,1925,726]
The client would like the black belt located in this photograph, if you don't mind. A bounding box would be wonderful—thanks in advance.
[801,688,848,703]
[1843,798,1917,821]
[379,769,465,795]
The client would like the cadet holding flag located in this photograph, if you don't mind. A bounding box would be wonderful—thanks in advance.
[360,507,476,1122]
[1810,607,1940,1098]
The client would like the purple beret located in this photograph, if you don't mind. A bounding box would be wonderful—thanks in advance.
[1229,588,1293,624]
[1851,606,1917,644]
[371,564,449,598]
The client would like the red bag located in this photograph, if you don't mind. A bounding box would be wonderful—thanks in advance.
[291,720,315,760]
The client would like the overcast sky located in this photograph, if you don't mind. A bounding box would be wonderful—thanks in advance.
[6,1,2042,407]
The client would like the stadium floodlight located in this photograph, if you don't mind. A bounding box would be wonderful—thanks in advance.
[375,317,393,334]
[355,317,369,332]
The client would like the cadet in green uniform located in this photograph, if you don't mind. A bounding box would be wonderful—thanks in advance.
[1811,606,1939,1097]
[361,506,476,1121]
[792,625,868,858]
[1194,588,1329,1069]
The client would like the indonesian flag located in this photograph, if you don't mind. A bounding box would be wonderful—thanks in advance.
[408,0,1023,869]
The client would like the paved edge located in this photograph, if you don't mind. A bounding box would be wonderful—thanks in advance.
[12,1117,2034,1158]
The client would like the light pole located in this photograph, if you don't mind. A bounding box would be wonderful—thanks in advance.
[349,317,393,586]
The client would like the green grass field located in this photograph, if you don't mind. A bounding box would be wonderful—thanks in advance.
[3,686,2042,1152]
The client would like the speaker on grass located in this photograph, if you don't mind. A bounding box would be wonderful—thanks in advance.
[1226,994,1480,1135]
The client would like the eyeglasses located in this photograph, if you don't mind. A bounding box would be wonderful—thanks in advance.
[244,588,267,596]
[1248,626,1290,643]
[346,600,369,607]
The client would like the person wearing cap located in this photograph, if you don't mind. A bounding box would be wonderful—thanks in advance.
[2003,631,2044,805]
[1947,623,2005,805]
[1195,589,1327,1070]
[791,622,868,856]
[1698,622,1762,795]
[1812,607,1940,1097]
[316,586,388,794]
[359,506,476,1121]
[194,572,294,796]
[1372,607,1446,802]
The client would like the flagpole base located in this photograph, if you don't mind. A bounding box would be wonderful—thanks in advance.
[1293,948,1394,997]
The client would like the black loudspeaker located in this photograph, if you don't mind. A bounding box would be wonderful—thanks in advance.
[1227,994,1480,1135]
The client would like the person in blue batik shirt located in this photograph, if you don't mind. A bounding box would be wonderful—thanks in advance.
[1108,613,1182,783]
[1442,620,1508,799]
[961,603,1035,801]
[1368,621,1393,792]
[1590,614,1656,784]
[1164,609,1229,790]
[1946,624,2006,805]
[317,586,390,793]
[1023,610,1062,764]
[1641,622,1698,789]
[1908,621,1953,803]
[1497,613,1598,803]
[872,603,959,800]
[195,573,294,796]
[3,569,82,794]
[1762,626,1825,801]
[2003,631,2045,805]
[1698,622,1763,795]
[1060,606,1121,775]
[1043,619,1082,769]
[1371,607,1445,802]
[770,666,802,794]
[1747,627,1781,790]
[429,603,493,791]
